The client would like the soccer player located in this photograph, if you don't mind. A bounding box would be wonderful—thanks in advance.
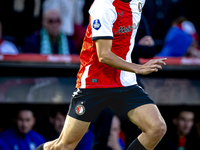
[36,0,167,150]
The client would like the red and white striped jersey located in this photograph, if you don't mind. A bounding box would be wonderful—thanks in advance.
[76,0,145,89]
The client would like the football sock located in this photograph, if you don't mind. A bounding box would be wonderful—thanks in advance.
[127,138,147,150]
[35,144,44,150]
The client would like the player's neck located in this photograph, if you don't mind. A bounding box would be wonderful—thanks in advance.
[120,0,131,2]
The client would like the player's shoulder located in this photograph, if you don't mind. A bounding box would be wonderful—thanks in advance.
[90,0,115,13]
[92,0,114,6]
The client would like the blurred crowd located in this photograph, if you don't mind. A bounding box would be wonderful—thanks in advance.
[0,0,94,55]
[0,0,200,57]
[1,105,200,150]
[0,0,200,150]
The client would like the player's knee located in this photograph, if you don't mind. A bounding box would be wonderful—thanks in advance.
[150,121,167,139]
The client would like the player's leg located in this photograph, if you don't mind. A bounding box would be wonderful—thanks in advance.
[42,115,90,150]
[36,87,113,150]
[127,104,166,150]
[109,85,166,150]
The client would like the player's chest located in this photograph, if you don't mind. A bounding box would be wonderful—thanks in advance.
[113,2,142,36]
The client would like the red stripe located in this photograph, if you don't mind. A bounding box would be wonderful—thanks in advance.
[112,0,132,86]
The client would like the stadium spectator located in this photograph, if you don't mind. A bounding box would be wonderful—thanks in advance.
[0,107,45,150]
[23,8,76,54]
[37,106,67,141]
[0,20,19,55]
[42,0,86,53]
[42,0,85,36]
[155,106,200,150]
[91,108,125,150]
[156,17,200,57]
[107,115,125,150]
[0,0,44,48]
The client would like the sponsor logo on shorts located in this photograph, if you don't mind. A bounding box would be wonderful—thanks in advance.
[93,19,101,30]
[75,104,85,115]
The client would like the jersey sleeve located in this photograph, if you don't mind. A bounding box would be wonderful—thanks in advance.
[89,0,117,41]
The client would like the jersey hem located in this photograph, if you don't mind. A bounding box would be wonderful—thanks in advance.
[92,36,113,41]
[76,83,137,89]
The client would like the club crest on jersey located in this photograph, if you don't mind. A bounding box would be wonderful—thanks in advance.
[75,104,85,115]
[138,2,142,12]
[93,19,101,30]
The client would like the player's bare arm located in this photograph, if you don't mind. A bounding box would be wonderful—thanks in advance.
[96,39,167,75]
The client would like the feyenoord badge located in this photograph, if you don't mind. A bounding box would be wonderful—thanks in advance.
[138,2,142,12]
[75,104,85,115]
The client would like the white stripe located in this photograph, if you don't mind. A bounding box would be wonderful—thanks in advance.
[120,40,137,86]
[120,37,137,86]
[120,2,141,87]
[81,65,91,88]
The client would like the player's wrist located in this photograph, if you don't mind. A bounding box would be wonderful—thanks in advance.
[132,64,142,74]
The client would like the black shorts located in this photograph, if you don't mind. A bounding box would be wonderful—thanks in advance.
[67,84,155,122]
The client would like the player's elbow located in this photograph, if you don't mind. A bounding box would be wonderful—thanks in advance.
[98,52,112,64]
[98,55,107,64]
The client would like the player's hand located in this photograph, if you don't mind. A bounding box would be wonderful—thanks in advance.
[137,58,167,75]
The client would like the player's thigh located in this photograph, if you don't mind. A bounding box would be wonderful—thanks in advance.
[58,115,90,145]
[127,104,166,132]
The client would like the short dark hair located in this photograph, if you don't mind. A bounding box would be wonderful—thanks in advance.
[13,104,35,118]
[49,105,68,118]
[174,105,195,119]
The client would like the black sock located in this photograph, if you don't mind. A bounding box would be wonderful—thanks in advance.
[127,138,146,150]
[35,144,44,150]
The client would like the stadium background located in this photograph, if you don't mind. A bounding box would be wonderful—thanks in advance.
[0,0,200,149]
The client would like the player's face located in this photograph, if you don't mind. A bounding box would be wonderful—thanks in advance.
[43,10,62,37]
[16,110,35,134]
[51,112,66,134]
[176,111,194,136]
